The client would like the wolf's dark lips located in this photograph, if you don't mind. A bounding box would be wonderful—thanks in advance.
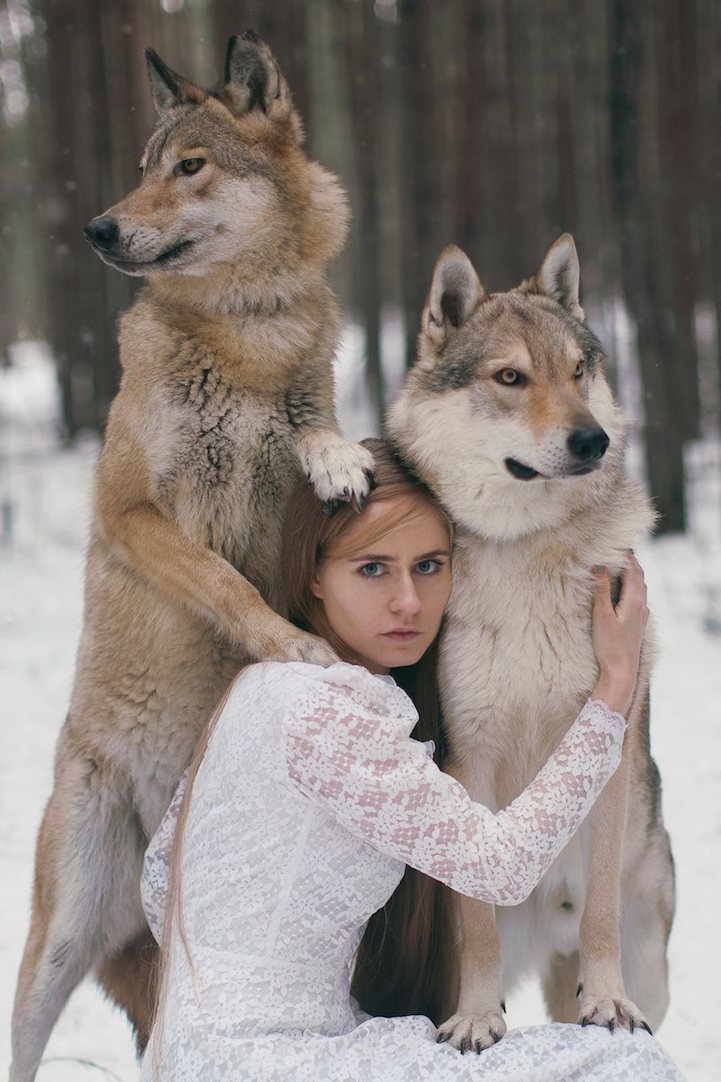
[505,457,540,481]
[153,239,195,264]
[92,239,195,274]
[505,458,602,481]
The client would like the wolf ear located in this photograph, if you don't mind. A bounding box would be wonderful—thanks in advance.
[222,31,290,117]
[536,234,584,321]
[145,49,205,113]
[423,246,486,350]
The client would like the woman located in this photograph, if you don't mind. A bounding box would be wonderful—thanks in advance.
[140,439,683,1080]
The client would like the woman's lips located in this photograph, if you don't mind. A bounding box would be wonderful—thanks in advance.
[382,629,422,641]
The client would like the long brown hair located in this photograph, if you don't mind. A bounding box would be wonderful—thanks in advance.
[283,437,458,1022]
[152,438,457,1067]
[350,624,458,1025]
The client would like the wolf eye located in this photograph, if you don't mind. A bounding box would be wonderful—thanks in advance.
[174,157,206,177]
[494,368,526,387]
[573,361,585,379]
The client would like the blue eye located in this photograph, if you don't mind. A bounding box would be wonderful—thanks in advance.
[416,559,440,575]
[359,562,384,577]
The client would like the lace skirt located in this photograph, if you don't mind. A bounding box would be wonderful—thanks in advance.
[141,1015,685,1081]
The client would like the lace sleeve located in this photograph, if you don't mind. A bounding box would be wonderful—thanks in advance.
[141,769,188,943]
[283,675,627,907]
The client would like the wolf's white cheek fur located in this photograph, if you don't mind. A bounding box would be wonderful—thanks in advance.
[174,176,282,274]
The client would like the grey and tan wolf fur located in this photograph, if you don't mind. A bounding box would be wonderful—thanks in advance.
[11,33,373,1080]
[388,235,675,1051]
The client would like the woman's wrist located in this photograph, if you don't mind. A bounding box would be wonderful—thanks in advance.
[591,672,633,716]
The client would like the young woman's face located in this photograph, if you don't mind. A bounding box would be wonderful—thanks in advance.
[311,495,452,674]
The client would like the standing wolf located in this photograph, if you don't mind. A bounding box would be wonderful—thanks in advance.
[388,235,675,1050]
[11,33,373,1081]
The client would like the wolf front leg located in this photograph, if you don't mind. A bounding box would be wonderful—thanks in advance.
[285,368,374,511]
[436,896,507,1052]
[10,742,148,1082]
[105,502,337,665]
[435,756,507,1052]
[576,708,651,1033]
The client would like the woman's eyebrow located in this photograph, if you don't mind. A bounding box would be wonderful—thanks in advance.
[348,553,395,563]
[348,548,450,563]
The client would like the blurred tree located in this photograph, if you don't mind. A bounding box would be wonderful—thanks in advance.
[335,0,384,414]
[34,0,154,433]
[611,0,701,531]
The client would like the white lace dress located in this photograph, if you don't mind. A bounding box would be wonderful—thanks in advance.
[140,661,684,1081]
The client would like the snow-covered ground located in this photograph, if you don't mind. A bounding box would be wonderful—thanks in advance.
[1,346,720,1080]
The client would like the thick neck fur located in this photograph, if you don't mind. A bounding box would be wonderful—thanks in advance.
[147,261,328,319]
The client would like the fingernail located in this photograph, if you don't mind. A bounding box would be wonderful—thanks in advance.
[591,565,607,578]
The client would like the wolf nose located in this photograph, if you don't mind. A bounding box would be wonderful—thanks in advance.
[84,216,119,251]
[567,425,609,462]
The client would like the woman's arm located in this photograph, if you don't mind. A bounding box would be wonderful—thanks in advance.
[284,559,648,906]
[283,677,625,906]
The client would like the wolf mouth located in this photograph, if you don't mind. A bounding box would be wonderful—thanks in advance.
[505,457,541,481]
[505,457,600,481]
[152,239,195,264]
[95,239,195,273]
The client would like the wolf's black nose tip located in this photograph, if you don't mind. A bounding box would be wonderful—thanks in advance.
[84,216,119,250]
[568,425,609,462]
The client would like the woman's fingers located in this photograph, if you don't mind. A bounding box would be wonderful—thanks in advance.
[590,554,649,714]
[615,553,648,621]
[591,566,615,618]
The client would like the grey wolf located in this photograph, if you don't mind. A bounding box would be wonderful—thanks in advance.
[387,234,675,1050]
[10,32,372,1081]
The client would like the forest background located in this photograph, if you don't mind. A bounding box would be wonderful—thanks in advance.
[2,0,721,532]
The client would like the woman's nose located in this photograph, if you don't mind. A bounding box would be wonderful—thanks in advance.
[390,575,421,615]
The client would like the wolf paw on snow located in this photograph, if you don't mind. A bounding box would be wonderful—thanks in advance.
[301,439,375,509]
[436,1007,507,1053]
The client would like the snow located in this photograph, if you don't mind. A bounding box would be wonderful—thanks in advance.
[1,344,719,1080]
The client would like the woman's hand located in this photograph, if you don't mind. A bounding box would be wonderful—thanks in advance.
[590,553,649,715]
